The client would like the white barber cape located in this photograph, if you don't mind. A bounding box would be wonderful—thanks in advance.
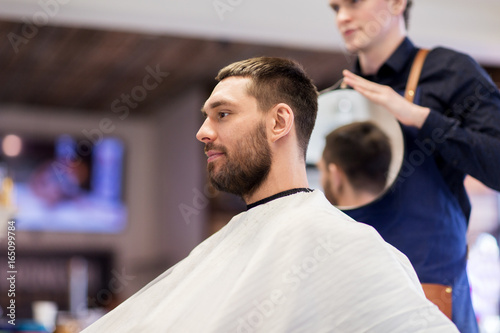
[82,190,458,332]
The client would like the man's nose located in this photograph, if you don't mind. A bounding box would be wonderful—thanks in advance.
[336,6,352,25]
[196,118,216,143]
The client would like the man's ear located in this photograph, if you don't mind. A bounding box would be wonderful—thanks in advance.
[328,163,344,194]
[388,0,407,15]
[268,103,294,143]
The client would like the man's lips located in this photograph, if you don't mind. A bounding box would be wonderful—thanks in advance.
[206,150,225,163]
[342,28,357,38]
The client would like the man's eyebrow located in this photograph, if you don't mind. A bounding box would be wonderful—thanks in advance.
[201,100,235,115]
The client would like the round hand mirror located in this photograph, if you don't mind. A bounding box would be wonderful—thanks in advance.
[306,88,405,209]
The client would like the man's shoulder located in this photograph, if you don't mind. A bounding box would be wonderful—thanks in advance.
[425,46,480,72]
[271,190,382,241]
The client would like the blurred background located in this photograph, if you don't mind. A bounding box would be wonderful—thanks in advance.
[0,0,499,331]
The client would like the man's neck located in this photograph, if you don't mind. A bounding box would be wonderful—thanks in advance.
[334,178,379,208]
[243,158,309,206]
[357,32,406,76]
[337,188,378,208]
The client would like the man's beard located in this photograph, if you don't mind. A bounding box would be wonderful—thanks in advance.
[206,122,272,198]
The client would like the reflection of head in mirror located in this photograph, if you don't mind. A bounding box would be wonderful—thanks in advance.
[318,121,391,207]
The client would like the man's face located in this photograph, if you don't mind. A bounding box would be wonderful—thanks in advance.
[317,158,339,205]
[197,76,272,198]
[329,0,397,53]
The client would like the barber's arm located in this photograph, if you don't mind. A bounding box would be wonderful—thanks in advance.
[417,67,500,191]
[342,59,500,191]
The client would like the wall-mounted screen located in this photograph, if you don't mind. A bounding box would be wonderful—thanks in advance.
[0,133,127,233]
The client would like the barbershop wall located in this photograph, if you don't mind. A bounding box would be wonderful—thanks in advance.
[0,87,208,314]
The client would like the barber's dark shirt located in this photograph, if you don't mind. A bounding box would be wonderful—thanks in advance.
[343,38,500,285]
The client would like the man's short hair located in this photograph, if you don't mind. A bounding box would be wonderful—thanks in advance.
[216,57,319,159]
[404,0,413,29]
[322,121,392,194]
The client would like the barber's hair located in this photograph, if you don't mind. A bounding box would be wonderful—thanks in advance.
[404,0,413,29]
[216,57,319,159]
[322,121,392,194]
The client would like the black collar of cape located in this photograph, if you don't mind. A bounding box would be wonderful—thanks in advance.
[246,188,313,210]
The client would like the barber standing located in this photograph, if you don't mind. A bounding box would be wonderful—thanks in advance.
[327,0,500,331]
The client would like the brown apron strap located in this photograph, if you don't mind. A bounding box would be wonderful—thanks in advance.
[421,283,453,320]
[404,49,430,103]
[408,49,452,319]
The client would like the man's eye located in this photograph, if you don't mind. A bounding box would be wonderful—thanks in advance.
[218,112,229,119]
[332,0,360,12]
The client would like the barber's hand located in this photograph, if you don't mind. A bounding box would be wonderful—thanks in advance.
[342,70,430,129]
